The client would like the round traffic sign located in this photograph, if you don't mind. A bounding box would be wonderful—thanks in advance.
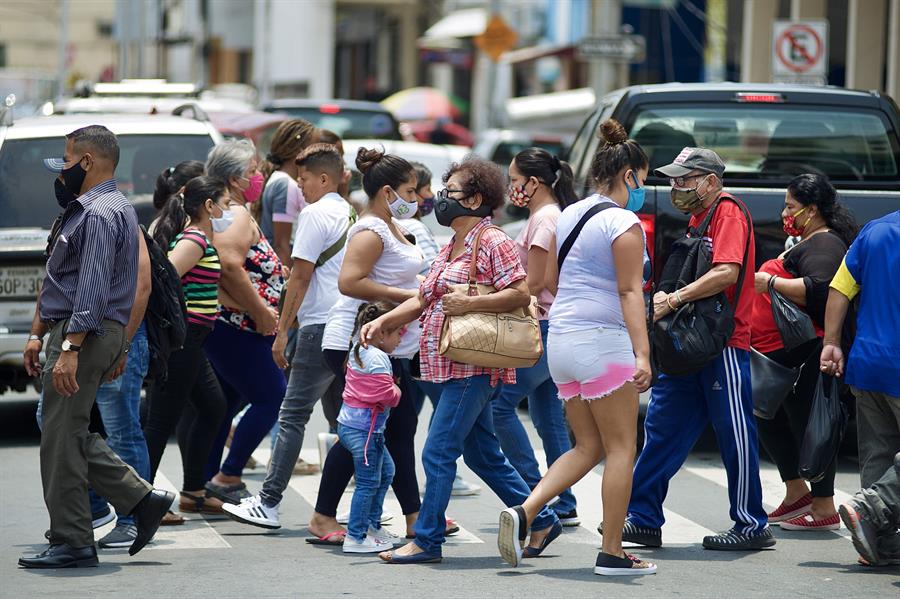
[775,24,824,74]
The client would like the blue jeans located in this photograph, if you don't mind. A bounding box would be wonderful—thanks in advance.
[89,322,151,526]
[492,320,577,514]
[338,423,395,542]
[413,374,558,553]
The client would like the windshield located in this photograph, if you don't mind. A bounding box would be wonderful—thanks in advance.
[266,106,401,140]
[627,104,900,182]
[0,134,215,229]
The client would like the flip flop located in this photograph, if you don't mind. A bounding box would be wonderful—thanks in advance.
[204,481,250,505]
[305,531,346,546]
[522,520,563,558]
[379,548,442,564]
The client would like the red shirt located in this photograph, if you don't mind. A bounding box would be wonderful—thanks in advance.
[751,258,824,354]
[687,194,755,351]
[419,218,526,385]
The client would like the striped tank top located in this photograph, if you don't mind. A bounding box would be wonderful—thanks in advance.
[169,227,221,327]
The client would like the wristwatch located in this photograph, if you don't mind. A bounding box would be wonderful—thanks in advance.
[61,339,82,353]
[28,334,43,344]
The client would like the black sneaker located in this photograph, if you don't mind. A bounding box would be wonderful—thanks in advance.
[555,509,581,527]
[702,527,775,551]
[598,519,662,548]
[839,499,880,565]
[594,551,658,576]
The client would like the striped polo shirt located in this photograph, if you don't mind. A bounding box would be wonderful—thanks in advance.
[169,227,221,327]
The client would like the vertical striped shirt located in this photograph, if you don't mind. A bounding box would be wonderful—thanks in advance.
[169,227,221,327]
[40,179,139,333]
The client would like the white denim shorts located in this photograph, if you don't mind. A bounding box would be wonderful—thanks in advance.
[547,326,635,400]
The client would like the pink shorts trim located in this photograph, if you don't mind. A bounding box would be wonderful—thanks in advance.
[556,362,634,401]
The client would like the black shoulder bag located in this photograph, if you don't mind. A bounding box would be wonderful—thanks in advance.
[652,195,751,376]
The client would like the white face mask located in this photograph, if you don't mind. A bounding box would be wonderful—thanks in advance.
[211,209,235,233]
[387,189,418,220]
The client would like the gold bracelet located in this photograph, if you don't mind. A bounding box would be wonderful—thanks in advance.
[666,295,677,311]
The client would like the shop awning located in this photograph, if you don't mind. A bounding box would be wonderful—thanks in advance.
[418,8,488,50]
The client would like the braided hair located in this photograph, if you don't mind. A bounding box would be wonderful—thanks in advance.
[351,301,396,367]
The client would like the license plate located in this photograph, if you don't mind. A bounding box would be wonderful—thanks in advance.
[0,265,45,299]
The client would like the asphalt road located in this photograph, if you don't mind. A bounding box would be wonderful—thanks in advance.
[1,393,897,598]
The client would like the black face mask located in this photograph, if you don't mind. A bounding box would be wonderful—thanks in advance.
[60,157,88,198]
[54,178,77,208]
[434,188,492,227]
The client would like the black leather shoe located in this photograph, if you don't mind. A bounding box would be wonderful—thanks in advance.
[129,489,175,556]
[18,544,99,569]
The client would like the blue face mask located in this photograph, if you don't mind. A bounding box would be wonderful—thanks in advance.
[624,171,645,212]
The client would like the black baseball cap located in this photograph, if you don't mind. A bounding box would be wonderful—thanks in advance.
[654,147,725,179]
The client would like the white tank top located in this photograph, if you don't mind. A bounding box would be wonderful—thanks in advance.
[321,216,425,358]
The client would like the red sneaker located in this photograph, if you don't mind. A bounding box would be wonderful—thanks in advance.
[779,513,840,531]
[768,494,812,522]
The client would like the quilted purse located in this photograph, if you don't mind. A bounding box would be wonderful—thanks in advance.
[438,225,543,369]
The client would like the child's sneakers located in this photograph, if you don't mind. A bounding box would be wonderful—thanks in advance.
[342,534,394,554]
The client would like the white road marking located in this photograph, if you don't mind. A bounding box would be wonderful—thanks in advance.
[251,446,483,544]
[95,469,231,550]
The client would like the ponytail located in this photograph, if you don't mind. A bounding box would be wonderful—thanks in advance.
[512,148,578,209]
[350,301,396,367]
[152,193,188,251]
[152,175,227,250]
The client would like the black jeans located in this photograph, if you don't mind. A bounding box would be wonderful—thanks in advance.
[756,339,836,497]
[144,323,228,491]
[315,350,422,517]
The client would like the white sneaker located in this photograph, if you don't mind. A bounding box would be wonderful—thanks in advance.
[222,495,281,529]
[342,534,393,553]
[318,432,339,469]
[337,510,393,525]
[368,526,400,545]
[451,475,482,496]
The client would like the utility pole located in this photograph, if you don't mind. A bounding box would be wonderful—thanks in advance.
[589,0,623,97]
[56,0,69,98]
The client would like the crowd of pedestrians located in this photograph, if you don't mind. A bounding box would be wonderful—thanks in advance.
[18,116,900,574]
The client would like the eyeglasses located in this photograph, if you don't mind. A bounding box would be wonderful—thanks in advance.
[438,187,465,201]
[669,174,707,188]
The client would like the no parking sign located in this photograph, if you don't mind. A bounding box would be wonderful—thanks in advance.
[772,20,828,85]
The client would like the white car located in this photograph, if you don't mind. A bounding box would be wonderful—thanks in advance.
[341,139,469,245]
[0,109,222,396]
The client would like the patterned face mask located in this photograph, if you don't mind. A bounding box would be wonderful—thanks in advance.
[507,181,534,208]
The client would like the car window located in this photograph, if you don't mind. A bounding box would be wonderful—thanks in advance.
[627,104,900,182]
[0,134,215,229]
[266,107,401,140]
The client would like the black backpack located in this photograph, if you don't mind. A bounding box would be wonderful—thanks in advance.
[652,194,751,376]
[141,226,187,380]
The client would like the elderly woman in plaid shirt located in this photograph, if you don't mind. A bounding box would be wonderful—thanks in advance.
[360,157,560,564]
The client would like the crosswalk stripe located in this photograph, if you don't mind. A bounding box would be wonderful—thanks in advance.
[685,459,852,539]
[95,469,231,550]
[533,450,716,545]
[250,446,483,544]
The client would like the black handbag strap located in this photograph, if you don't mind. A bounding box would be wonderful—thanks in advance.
[557,201,617,271]
[688,193,753,309]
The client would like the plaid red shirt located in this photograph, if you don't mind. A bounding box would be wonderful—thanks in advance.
[418,218,526,385]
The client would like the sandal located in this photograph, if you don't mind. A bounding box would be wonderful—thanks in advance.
[305,531,346,546]
[406,518,460,539]
[160,510,186,526]
[179,491,224,514]
[204,481,251,505]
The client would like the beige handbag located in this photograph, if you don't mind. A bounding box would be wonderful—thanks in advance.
[438,226,543,369]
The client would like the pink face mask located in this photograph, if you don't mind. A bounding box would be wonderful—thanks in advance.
[243,173,264,204]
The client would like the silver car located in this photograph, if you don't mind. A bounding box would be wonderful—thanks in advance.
[0,109,222,395]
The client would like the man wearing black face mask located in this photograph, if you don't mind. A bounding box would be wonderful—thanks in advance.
[18,126,172,569]
[609,147,771,552]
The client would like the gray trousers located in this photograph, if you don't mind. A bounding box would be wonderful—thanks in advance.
[41,319,151,547]
[259,324,335,507]
[852,387,900,488]
[856,452,900,559]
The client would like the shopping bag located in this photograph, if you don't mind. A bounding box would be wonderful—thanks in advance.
[769,277,817,351]
[798,373,848,482]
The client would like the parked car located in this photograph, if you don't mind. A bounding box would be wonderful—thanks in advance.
[0,108,222,395]
[341,139,469,244]
[263,99,402,140]
[566,82,900,281]
[474,128,571,167]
